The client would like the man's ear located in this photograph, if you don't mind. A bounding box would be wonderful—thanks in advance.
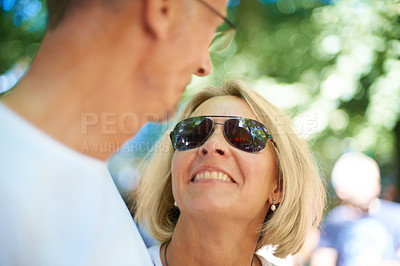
[143,0,175,40]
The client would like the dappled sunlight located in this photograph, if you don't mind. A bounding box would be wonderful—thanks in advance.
[1,0,400,200]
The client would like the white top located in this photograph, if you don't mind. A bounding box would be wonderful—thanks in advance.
[148,245,163,266]
[257,245,293,266]
[148,245,275,266]
[0,103,152,266]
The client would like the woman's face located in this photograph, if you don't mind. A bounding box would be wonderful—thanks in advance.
[171,96,279,223]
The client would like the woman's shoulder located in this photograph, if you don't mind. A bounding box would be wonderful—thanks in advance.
[256,254,278,266]
[148,245,162,266]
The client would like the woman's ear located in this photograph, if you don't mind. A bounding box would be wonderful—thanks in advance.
[142,0,176,40]
[269,180,283,205]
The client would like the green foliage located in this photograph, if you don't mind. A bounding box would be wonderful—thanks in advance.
[185,0,400,198]
[1,0,399,198]
[0,2,46,73]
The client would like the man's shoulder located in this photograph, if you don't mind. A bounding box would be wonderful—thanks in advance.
[375,199,400,225]
[324,205,349,224]
[380,199,400,210]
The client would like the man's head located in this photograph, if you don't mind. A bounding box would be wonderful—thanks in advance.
[46,0,77,29]
[43,0,230,121]
[132,0,232,120]
[46,0,142,29]
[4,0,231,160]
[331,152,381,210]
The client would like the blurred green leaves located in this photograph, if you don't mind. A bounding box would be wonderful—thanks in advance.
[0,0,45,80]
[186,0,400,195]
[1,0,400,197]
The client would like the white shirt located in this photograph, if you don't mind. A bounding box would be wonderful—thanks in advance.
[0,103,152,266]
[148,245,275,266]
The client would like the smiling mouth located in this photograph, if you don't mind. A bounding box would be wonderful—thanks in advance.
[192,171,234,183]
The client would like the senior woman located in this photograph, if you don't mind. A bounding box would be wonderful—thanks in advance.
[133,80,325,266]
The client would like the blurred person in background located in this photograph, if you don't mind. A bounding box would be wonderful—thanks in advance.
[134,80,325,266]
[0,0,231,265]
[311,151,400,266]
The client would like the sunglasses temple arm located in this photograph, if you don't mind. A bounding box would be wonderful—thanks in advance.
[169,131,177,150]
[268,134,278,149]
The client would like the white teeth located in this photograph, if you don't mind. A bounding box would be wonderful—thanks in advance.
[193,171,233,182]
[211,171,217,179]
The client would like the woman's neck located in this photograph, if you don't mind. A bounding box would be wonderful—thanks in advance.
[164,216,261,266]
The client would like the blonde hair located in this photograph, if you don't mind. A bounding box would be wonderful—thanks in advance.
[133,80,325,258]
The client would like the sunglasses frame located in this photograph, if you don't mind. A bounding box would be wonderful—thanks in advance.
[170,115,276,153]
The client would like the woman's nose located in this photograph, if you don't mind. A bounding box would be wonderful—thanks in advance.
[198,124,229,157]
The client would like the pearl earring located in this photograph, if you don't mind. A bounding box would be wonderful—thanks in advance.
[271,198,276,212]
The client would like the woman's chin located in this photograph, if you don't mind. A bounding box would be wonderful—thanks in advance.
[181,198,236,218]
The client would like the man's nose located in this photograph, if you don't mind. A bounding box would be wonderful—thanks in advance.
[194,52,212,76]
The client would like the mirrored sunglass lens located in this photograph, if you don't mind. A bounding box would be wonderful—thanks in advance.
[224,118,267,153]
[209,29,235,53]
[172,117,213,151]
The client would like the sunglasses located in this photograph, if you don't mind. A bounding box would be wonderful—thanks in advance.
[169,115,275,153]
